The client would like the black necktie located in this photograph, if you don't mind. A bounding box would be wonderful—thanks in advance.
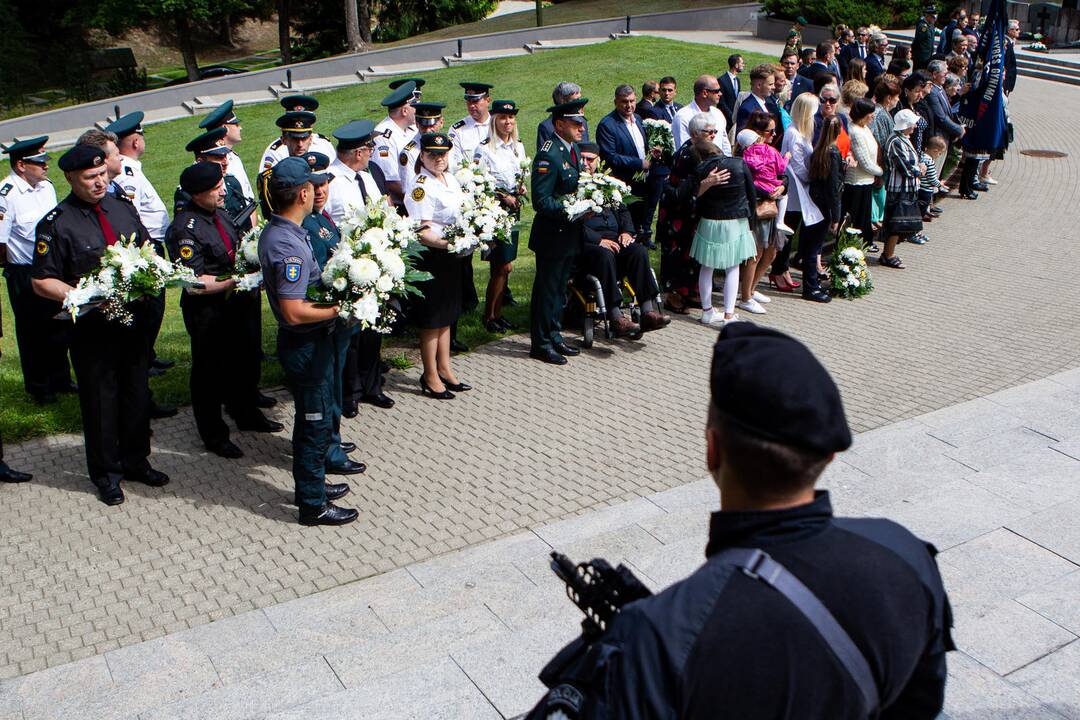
[356,173,369,203]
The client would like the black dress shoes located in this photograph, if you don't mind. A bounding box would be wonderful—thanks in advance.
[553,342,580,357]
[960,191,978,200]
[299,502,359,526]
[0,465,32,483]
[207,440,244,459]
[151,358,175,370]
[379,361,391,374]
[150,403,178,419]
[55,382,78,394]
[340,441,357,454]
[419,377,455,399]
[484,318,506,334]
[362,392,395,409]
[440,376,471,392]
[802,288,832,303]
[530,348,568,365]
[450,338,469,353]
[256,393,278,408]
[32,392,58,406]
[497,317,518,331]
[236,414,285,433]
[342,400,359,418]
[326,459,366,475]
[972,181,990,192]
[97,483,125,506]
[128,468,171,487]
[294,482,351,506]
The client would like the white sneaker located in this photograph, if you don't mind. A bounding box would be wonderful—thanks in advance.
[776,221,796,236]
[737,298,767,314]
[752,291,770,304]
[982,176,998,185]
[721,314,742,327]
[700,308,725,327]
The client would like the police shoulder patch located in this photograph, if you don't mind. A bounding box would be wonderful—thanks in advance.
[0,183,11,197]
[283,255,303,282]
[452,120,466,129]
[541,141,553,152]
[36,240,49,255]
[178,240,195,260]
[411,186,425,201]
[124,165,135,176]
[378,145,390,158]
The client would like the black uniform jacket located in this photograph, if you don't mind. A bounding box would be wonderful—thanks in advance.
[545,491,954,719]
[581,205,634,246]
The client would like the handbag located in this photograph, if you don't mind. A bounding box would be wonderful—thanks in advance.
[755,198,778,219]
[887,195,923,234]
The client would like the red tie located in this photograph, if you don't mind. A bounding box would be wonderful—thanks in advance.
[213,214,235,262]
[93,203,118,246]
[322,209,337,231]
[570,146,577,167]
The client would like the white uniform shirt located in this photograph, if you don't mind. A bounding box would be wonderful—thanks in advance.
[226,150,254,200]
[448,115,490,161]
[325,158,383,226]
[117,156,169,242]
[403,168,464,231]
[259,134,336,171]
[371,117,415,185]
[0,173,57,265]
[474,136,527,192]
[673,101,732,156]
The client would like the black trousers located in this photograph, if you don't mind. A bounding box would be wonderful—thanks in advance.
[800,220,829,293]
[770,211,804,276]
[70,310,152,488]
[641,171,667,240]
[182,292,260,447]
[343,328,383,402]
[958,156,979,195]
[3,264,72,398]
[231,290,264,409]
[577,242,658,317]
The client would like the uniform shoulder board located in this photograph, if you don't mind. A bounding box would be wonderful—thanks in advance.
[318,132,330,140]
[270,138,283,150]
[42,207,62,224]
[0,183,11,197]
[186,217,196,230]
[541,141,553,152]
[415,174,427,184]
[124,165,135,176]
[382,129,393,139]
[479,138,489,146]
[404,140,417,150]
[115,191,134,204]
[452,120,466,129]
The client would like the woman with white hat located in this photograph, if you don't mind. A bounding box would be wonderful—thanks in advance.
[881,109,925,269]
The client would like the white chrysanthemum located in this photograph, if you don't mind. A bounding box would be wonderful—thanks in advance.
[332,276,348,292]
[376,274,394,293]
[348,258,380,286]
[352,292,380,325]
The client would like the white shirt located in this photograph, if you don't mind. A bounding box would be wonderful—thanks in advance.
[325,158,383,226]
[404,168,464,231]
[727,71,741,94]
[673,101,732,156]
[448,114,491,160]
[260,134,337,172]
[474,136,527,192]
[624,115,646,160]
[226,150,254,200]
[0,173,57,265]
[371,117,415,185]
[780,127,823,225]
[117,156,169,242]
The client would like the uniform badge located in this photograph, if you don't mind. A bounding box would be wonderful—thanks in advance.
[179,244,194,260]
[35,240,48,256]
[399,151,409,167]
[378,145,390,158]
[319,227,331,239]
[411,187,425,201]
[284,256,303,282]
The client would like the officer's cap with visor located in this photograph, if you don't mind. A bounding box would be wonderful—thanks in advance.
[276,111,317,138]
[419,133,453,154]
[381,81,417,109]
[301,152,332,185]
[3,136,49,164]
[461,81,494,100]
[710,323,852,455]
[269,156,314,188]
[490,100,519,116]
[185,127,230,157]
[180,162,223,196]
[199,100,239,129]
[57,144,106,173]
[924,5,938,15]
[547,98,588,124]
[389,77,425,102]
[333,120,377,151]
[105,112,145,139]
[280,94,319,112]
[413,102,446,128]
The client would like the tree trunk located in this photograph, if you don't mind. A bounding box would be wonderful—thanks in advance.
[345,0,363,52]
[218,13,235,48]
[277,0,292,65]
[358,0,372,44]
[174,14,200,82]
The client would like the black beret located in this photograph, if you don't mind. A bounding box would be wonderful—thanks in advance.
[57,144,106,172]
[710,323,851,455]
[180,162,223,195]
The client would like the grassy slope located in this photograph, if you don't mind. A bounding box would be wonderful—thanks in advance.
[0,36,775,441]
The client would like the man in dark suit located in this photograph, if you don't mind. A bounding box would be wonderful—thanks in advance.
[736,64,785,148]
[926,60,964,143]
[536,81,591,151]
[637,80,659,120]
[796,47,817,78]
[1005,20,1019,95]
[866,33,889,88]
[651,76,681,122]
[597,84,662,242]
[718,54,744,129]
[838,26,869,77]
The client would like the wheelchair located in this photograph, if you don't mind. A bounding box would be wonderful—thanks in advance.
[563,268,661,349]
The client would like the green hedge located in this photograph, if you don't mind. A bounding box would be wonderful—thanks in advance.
[762,0,928,30]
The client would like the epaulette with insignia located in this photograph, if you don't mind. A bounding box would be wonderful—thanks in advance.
[115,192,134,204]
[382,129,393,139]
[541,141,553,152]
[42,207,62,223]
[479,138,489,145]
[452,120,466,129]
[186,217,196,230]
[270,138,283,150]
[124,166,135,176]
[0,183,11,197]
[415,174,427,184]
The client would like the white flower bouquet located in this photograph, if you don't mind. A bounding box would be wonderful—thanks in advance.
[443,160,515,255]
[515,155,532,192]
[308,196,430,332]
[63,237,201,324]
[643,118,675,162]
[563,168,632,221]
[220,220,265,291]
[828,228,873,299]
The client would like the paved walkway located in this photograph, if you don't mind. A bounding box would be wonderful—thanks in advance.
[2,35,1080,717]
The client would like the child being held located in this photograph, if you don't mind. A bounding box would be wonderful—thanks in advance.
[736,128,795,235]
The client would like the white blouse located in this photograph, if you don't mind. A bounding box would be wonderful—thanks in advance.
[781,127,823,226]
[474,136,527,192]
[404,167,464,233]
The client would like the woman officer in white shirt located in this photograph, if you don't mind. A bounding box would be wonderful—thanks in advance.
[404,133,472,400]
[473,100,526,334]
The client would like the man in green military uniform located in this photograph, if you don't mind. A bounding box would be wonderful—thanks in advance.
[529,98,589,366]
[175,127,256,233]
[912,6,939,70]
[783,16,807,58]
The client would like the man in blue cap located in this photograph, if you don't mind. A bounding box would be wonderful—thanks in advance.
[529,98,588,366]
[199,99,255,202]
[1,136,74,404]
[449,81,494,161]
[258,156,359,526]
[32,144,170,505]
[372,81,419,207]
[261,96,336,169]
[105,111,176,391]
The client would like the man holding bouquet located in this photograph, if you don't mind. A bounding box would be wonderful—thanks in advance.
[31,144,170,505]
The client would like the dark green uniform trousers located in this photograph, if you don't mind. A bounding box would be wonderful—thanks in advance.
[277,326,336,510]
[324,320,353,470]
[530,252,578,351]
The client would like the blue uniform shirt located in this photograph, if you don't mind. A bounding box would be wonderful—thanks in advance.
[301,210,341,270]
[258,214,331,332]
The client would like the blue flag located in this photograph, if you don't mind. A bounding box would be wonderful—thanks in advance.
[958,0,1008,151]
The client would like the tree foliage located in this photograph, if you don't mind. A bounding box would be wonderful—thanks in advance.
[762,0,925,30]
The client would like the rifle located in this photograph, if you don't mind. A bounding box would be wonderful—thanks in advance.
[232,199,258,231]
[549,551,653,640]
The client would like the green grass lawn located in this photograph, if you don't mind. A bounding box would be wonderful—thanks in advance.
[0,35,775,442]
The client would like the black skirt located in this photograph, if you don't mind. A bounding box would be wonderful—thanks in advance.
[411,247,463,329]
[841,183,875,241]
[486,228,520,265]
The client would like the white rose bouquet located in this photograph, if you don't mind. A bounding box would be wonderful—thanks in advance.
[63,236,201,324]
[308,196,430,332]
[442,160,515,255]
[642,118,675,162]
[828,227,874,299]
[563,168,632,221]
[219,219,265,291]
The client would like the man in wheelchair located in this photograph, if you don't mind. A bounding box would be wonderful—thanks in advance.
[577,143,671,338]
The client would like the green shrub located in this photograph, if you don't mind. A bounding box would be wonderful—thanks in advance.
[762,0,926,29]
